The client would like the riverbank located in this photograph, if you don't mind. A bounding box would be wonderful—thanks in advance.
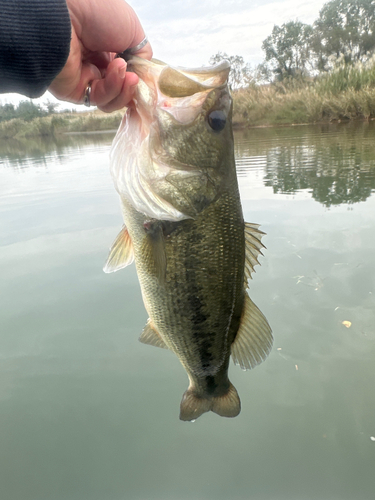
[2,71,375,138]
[232,84,375,128]
[233,61,375,127]
[0,110,123,140]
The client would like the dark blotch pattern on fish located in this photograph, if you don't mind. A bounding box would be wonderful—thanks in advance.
[143,220,179,239]
[187,289,207,326]
[205,375,218,395]
[184,251,219,375]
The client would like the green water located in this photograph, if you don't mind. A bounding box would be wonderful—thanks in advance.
[1,123,374,500]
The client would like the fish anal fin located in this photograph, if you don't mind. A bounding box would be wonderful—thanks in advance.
[244,222,266,283]
[103,225,134,273]
[179,383,241,421]
[139,319,168,349]
[231,293,273,370]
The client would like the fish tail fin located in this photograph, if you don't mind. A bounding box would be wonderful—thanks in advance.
[179,382,241,421]
[179,391,212,421]
[211,382,241,418]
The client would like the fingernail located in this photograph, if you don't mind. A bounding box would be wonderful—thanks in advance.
[119,62,127,79]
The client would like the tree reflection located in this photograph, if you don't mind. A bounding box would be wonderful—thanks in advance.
[236,122,375,207]
[0,132,115,169]
[2,122,375,207]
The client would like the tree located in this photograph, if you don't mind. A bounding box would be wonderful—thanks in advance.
[16,101,47,121]
[46,101,59,114]
[254,62,273,83]
[261,21,314,80]
[209,53,253,90]
[0,103,16,122]
[0,100,59,123]
[313,0,375,68]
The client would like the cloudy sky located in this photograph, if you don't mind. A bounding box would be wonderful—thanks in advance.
[1,0,328,108]
[135,0,327,68]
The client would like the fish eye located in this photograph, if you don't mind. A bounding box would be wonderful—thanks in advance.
[207,110,226,132]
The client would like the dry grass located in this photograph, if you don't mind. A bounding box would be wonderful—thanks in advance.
[233,84,375,127]
[233,59,375,127]
[3,60,375,138]
[0,110,123,139]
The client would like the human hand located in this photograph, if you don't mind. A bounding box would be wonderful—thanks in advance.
[48,0,152,112]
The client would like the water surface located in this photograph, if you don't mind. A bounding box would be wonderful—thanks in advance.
[1,123,375,500]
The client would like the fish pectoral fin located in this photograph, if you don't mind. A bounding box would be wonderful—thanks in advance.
[231,293,273,370]
[103,225,134,273]
[139,320,169,349]
[141,225,167,283]
[150,235,167,283]
[244,222,265,283]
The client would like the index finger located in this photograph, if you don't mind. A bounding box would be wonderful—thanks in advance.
[116,37,153,62]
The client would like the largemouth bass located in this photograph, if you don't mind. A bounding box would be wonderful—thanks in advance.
[105,57,272,421]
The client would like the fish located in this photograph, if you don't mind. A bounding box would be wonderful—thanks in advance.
[104,56,273,421]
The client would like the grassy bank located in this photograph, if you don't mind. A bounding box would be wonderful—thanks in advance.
[233,84,375,127]
[233,60,375,127]
[3,61,375,137]
[0,110,123,140]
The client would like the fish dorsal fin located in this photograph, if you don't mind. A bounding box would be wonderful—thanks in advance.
[159,67,214,97]
[231,294,273,370]
[139,319,169,349]
[244,222,265,283]
[103,225,134,273]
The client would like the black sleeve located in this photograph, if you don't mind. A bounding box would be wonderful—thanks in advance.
[0,0,71,98]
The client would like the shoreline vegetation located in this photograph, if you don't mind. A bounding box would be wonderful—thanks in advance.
[2,76,375,141]
[0,109,124,140]
[232,59,375,128]
[3,59,375,140]
[3,0,375,138]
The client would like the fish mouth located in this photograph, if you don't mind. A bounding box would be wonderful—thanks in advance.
[127,57,231,124]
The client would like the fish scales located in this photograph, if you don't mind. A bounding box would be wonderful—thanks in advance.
[125,190,245,376]
[105,56,273,421]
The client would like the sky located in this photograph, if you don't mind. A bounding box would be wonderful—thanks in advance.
[1,0,328,110]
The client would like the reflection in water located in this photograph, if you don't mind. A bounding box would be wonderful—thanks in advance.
[3,122,375,207]
[0,131,115,169]
[1,124,375,500]
[235,122,375,206]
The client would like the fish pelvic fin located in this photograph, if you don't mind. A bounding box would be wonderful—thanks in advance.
[179,383,241,421]
[231,293,273,370]
[139,319,169,349]
[103,225,134,273]
[244,222,265,283]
